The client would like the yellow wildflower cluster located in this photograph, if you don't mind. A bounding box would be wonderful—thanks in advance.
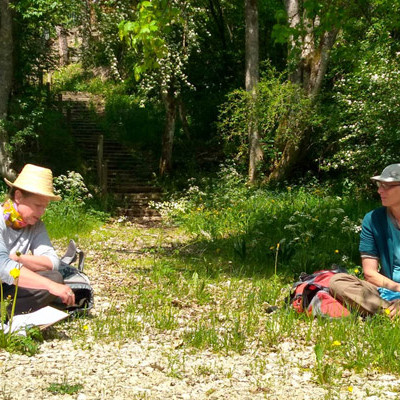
[9,268,20,280]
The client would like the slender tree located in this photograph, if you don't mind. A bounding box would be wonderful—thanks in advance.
[56,26,69,66]
[245,0,263,183]
[0,0,16,180]
[267,0,339,181]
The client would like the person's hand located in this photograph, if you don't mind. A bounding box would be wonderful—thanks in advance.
[9,253,20,262]
[386,300,400,319]
[48,282,75,306]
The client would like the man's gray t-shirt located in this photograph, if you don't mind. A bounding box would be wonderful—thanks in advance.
[0,208,60,285]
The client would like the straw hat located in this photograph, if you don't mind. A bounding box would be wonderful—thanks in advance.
[4,164,61,201]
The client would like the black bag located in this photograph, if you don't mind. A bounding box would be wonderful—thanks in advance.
[59,240,94,314]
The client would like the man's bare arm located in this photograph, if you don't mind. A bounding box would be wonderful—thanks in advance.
[362,257,400,291]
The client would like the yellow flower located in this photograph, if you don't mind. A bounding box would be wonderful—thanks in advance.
[277,243,280,249]
[385,308,391,315]
[9,268,20,279]
[334,249,339,254]
[83,325,89,330]
[354,268,359,274]
[348,386,353,393]
[332,340,341,346]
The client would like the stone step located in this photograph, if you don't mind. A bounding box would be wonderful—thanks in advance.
[114,192,162,201]
[115,207,161,217]
[110,185,162,193]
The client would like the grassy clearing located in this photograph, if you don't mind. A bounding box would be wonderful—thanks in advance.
[60,219,400,391]
[9,173,400,393]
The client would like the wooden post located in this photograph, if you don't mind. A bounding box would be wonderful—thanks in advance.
[46,82,51,104]
[97,134,104,192]
[58,93,62,112]
[102,160,108,195]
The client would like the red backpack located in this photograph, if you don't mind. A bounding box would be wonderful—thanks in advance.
[289,268,350,318]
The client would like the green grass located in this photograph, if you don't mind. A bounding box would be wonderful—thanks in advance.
[42,199,107,239]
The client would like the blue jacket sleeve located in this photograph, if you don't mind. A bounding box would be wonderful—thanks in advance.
[359,210,379,257]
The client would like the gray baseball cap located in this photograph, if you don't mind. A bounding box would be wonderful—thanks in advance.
[371,164,400,182]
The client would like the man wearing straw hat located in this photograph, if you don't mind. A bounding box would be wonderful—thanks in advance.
[0,164,75,314]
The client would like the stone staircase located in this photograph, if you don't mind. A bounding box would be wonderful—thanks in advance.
[60,91,162,220]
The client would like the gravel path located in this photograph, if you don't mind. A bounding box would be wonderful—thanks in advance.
[1,334,399,400]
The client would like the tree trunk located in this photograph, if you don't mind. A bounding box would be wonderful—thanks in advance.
[178,99,190,140]
[159,90,177,176]
[0,0,16,180]
[56,26,69,66]
[267,0,338,182]
[245,0,263,183]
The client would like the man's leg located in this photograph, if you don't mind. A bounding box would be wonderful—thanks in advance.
[329,273,389,316]
[2,270,63,315]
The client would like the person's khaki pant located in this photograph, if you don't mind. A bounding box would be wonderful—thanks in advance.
[329,273,390,316]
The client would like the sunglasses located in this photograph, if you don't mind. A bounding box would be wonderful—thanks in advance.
[376,181,400,190]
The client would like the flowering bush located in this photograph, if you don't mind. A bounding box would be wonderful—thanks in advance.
[318,32,400,183]
[53,171,92,203]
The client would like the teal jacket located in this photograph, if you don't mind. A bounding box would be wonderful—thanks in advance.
[359,207,394,280]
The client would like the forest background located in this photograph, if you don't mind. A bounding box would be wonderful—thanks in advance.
[1,0,400,187]
[1,0,399,274]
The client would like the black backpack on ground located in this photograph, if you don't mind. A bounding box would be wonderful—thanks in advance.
[59,240,94,314]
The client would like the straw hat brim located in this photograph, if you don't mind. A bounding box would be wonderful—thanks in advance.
[4,178,61,201]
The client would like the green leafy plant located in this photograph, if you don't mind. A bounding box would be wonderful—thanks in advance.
[47,377,83,395]
[218,65,313,174]
[43,171,108,239]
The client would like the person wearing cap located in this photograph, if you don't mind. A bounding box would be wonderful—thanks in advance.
[330,163,400,318]
[1,164,75,315]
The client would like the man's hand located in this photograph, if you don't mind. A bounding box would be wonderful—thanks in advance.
[48,281,75,306]
[386,300,400,319]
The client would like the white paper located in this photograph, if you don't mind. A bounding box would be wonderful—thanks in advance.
[2,306,69,335]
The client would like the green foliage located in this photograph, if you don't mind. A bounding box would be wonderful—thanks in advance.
[4,90,77,174]
[119,0,191,84]
[102,92,163,147]
[0,326,43,356]
[43,172,107,239]
[154,163,375,274]
[218,66,313,174]
[318,29,400,182]
[11,0,81,87]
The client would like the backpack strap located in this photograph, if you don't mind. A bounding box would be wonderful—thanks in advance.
[61,239,77,265]
[76,248,85,272]
[60,239,85,272]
